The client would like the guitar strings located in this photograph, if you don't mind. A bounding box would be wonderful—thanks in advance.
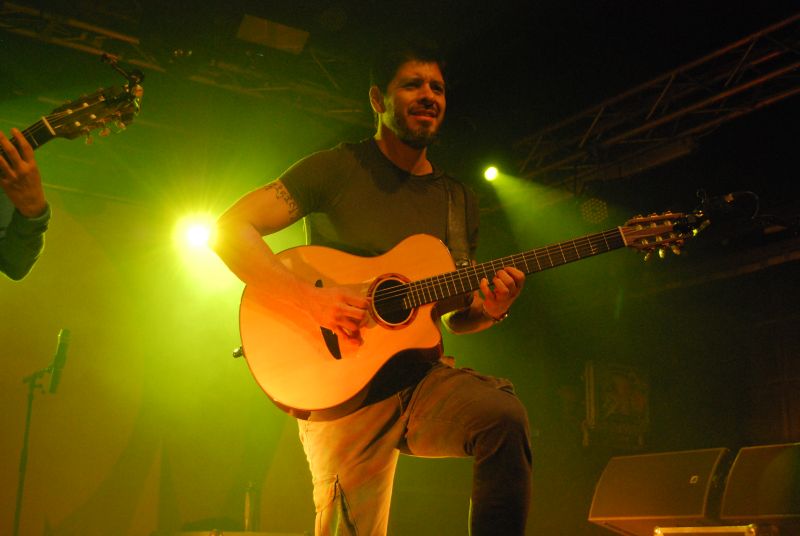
[4,101,109,152]
[373,246,609,313]
[31,96,121,135]
[372,229,625,307]
[372,231,620,304]
[2,94,136,167]
[1,123,49,158]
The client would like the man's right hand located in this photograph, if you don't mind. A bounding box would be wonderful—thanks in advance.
[304,285,370,345]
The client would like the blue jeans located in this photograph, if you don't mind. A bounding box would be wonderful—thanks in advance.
[298,362,532,535]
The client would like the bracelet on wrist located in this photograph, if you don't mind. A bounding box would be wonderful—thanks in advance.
[481,303,508,323]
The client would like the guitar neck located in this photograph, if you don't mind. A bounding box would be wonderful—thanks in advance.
[403,228,626,308]
[0,119,57,160]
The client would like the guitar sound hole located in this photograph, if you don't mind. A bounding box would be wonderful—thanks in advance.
[373,278,413,326]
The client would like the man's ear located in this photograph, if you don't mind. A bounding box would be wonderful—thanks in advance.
[369,86,385,114]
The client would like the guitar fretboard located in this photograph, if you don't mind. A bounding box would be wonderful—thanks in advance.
[0,119,56,160]
[396,228,626,308]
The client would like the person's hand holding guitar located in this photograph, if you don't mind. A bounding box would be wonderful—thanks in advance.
[304,284,370,345]
[0,129,47,218]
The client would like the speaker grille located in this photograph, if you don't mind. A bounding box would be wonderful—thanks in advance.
[720,443,800,522]
[589,448,731,536]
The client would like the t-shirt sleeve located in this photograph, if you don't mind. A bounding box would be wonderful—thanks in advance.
[0,200,50,280]
[278,146,346,215]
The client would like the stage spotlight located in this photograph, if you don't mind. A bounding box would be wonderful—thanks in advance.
[173,214,217,252]
[484,166,499,181]
[172,213,239,290]
[580,197,609,224]
[185,223,212,248]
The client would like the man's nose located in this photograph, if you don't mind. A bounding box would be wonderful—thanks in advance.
[418,83,436,100]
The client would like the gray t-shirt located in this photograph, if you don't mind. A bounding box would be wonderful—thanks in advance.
[280,138,478,259]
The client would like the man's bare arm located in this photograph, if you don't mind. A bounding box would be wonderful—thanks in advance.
[214,181,303,298]
[213,180,368,341]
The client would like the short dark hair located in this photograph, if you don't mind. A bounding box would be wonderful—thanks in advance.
[369,36,446,92]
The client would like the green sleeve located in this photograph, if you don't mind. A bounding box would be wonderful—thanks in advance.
[0,202,51,280]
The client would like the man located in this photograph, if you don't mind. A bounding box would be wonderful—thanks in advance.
[0,128,50,280]
[214,39,531,535]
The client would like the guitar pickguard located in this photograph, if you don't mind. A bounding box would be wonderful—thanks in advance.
[315,279,342,359]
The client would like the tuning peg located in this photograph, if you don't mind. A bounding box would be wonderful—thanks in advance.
[658,247,666,260]
[115,120,127,131]
[99,127,111,137]
[85,134,94,145]
[691,221,711,237]
[643,250,653,262]
[670,245,682,256]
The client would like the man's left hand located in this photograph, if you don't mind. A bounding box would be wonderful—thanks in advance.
[480,266,526,320]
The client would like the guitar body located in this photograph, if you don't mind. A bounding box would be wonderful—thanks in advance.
[238,211,703,416]
[239,233,456,413]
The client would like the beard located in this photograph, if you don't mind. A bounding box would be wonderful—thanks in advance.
[389,109,441,149]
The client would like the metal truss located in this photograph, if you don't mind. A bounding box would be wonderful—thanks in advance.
[186,54,371,128]
[515,12,800,194]
[0,1,372,128]
[0,1,163,71]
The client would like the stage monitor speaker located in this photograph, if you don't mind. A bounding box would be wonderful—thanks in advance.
[589,447,731,536]
[152,532,306,536]
[720,442,800,525]
[654,526,759,535]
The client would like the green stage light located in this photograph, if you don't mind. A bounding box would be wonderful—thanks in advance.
[484,166,499,181]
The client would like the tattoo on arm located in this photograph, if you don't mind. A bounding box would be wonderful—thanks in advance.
[265,181,300,219]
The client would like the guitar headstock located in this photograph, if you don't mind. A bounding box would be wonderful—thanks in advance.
[46,82,143,141]
[621,211,710,260]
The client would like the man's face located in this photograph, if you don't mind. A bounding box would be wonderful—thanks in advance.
[378,60,446,149]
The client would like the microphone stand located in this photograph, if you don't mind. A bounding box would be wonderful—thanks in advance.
[13,366,49,536]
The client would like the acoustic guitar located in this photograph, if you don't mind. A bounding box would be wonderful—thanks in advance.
[240,211,707,416]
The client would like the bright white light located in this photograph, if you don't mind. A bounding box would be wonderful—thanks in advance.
[186,224,212,248]
[173,214,217,251]
[171,213,238,290]
[484,166,499,181]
